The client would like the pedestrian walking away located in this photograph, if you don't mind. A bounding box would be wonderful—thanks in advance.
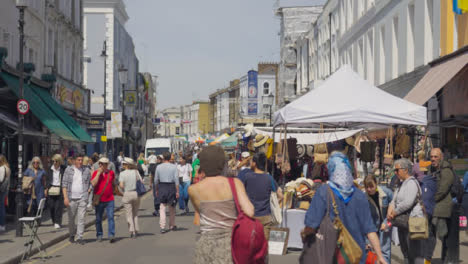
[91,157,117,243]
[154,152,179,233]
[240,152,283,241]
[177,156,192,214]
[301,151,387,264]
[62,154,91,244]
[151,155,163,217]
[119,157,142,238]
[188,145,255,264]
[46,154,66,229]
[0,155,11,232]
[148,151,158,180]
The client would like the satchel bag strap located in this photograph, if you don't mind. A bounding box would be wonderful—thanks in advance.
[412,177,428,217]
[326,186,339,217]
[98,171,111,196]
[282,125,289,169]
[227,177,242,214]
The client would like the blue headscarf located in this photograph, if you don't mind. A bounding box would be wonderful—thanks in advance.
[327,152,355,204]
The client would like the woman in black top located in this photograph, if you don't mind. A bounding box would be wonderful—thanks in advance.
[46,154,66,229]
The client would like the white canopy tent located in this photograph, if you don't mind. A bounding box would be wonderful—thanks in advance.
[273,65,427,128]
[253,127,362,145]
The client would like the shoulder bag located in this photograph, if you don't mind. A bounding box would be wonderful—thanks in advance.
[22,175,35,194]
[300,186,339,264]
[408,182,428,240]
[383,128,394,166]
[314,124,329,164]
[135,171,146,197]
[270,177,282,225]
[228,177,268,264]
[93,172,110,206]
[328,187,363,264]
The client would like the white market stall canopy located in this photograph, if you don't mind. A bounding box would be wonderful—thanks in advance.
[253,127,362,145]
[273,65,427,128]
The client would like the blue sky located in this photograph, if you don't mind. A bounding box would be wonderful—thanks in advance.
[125,0,280,109]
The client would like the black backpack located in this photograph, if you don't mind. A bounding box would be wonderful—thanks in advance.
[450,169,464,204]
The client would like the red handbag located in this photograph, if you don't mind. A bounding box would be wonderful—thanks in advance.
[365,251,378,264]
[228,178,267,264]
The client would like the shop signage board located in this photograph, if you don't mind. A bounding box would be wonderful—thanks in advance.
[248,70,258,115]
[125,91,137,106]
[55,78,89,112]
[17,99,29,115]
[110,112,122,138]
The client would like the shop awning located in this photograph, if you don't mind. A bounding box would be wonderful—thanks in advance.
[0,71,94,143]
[404,52,468,105]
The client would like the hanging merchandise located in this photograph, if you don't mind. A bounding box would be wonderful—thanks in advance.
[314,124,329,164]
[281,130,291,175]
[461,0,468,12]
[383,127,394,166]
[266,138,274,159]
[360,141,376,162]
[287,138,298,159]
[395,128,410,156]
[418,130,432,171]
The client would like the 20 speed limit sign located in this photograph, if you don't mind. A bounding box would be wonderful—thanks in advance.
[17,99,30,115]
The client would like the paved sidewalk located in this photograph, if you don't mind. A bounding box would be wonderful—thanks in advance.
[0,195,125,264]
[0,177,152,264]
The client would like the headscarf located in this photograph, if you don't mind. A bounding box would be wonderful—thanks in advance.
[327,151,355,204]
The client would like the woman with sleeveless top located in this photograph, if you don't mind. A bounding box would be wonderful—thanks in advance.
[189,146,254,264]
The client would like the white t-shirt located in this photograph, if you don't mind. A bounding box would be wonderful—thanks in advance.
[51,165,61,186]
[71,167,83,199]
[148,155,157,164]
[177,164,193,182]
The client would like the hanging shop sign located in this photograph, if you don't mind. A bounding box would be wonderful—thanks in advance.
[248,70,258,99]
[55,78,89,113]
[125,91,137,106]
[110,112,122,138]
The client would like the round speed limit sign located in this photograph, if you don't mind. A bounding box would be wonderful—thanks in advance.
[17,99,30,115]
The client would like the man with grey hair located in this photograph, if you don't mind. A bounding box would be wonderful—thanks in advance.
[62,154,91,245]
[430,148,458,264]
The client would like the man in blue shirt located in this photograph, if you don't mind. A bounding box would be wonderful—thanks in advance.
[237,152,252,182]
[240,152,279,240]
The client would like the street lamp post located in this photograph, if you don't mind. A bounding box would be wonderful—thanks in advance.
[100,41,107,155]
[263,94,275,126]
[118,65,128,156]
[15,0,27,237]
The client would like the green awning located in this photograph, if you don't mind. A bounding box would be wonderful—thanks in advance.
[221,132,240,148]
[0,71,93,143]
[33,86,93,143]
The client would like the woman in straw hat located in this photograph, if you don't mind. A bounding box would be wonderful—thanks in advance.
[119,157,142,238]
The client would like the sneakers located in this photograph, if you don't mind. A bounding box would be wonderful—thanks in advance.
[69,236,75,243]
[76,238,85,245]
[0,225,6,232]
[54,223,61,229]
[96,236,103,242]
[160,228,169,234]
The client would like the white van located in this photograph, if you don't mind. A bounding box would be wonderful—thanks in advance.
[145,138,172,158]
